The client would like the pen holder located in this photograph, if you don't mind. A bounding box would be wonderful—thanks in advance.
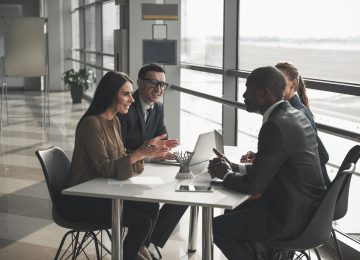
[174,151,194,179]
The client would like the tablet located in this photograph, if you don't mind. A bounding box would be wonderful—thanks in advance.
[175,185,213,192]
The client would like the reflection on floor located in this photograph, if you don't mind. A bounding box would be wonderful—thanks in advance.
[0,92,335,259]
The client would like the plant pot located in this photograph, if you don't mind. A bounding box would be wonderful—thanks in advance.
[70,86,83,104]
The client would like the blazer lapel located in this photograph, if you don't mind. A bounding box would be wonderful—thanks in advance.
[133,91,147,141]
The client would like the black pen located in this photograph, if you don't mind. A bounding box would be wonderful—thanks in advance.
[213,148,231,164]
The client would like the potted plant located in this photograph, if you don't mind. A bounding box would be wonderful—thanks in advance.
[62,68,96,103]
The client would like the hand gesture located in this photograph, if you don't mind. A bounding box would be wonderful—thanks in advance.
[240,151,256,163]
[207,157,230,179]
[137,143,169,159]
[148,134,179,149]
[151,152,177,163]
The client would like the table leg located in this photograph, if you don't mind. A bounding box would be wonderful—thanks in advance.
[112,198,123,260]
[202,207,214,260]
[188,205,199,252]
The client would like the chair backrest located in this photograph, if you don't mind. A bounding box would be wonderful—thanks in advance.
[334,145,360,220]
[283,163,355,249]
[35,146,71,208]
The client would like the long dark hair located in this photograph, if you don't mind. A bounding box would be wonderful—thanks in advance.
[76,71,132,132]
[275,62,310,109]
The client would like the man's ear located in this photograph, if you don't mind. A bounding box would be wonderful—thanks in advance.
[137,79,142,89]
[264,88,271,97]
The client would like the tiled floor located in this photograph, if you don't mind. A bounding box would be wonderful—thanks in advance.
[0,91,335,259]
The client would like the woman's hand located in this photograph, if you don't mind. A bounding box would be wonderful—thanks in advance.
[148,134,179,149]
[130,135,179,163]
[240,151,256,163]
[134,143,169,160]
[151,152,177,163]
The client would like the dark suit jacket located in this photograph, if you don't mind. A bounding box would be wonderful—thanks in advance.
[224,101,326,242]
[289,95,330,187]
[117,91,167,153]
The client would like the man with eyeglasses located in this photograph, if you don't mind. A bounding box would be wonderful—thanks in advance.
[118,63,188,258]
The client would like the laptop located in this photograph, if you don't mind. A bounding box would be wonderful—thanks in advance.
[159,130,224,174]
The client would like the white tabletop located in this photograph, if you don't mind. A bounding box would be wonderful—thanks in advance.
[63,146,250,210]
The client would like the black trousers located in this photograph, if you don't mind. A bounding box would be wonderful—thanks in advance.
[58,195,159,260]
[213,205,259,260]
[150,204,188,248]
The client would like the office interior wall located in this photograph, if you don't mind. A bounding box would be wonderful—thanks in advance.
[0,0,41,90]
[3,18,46,77]
[129,0,181,140]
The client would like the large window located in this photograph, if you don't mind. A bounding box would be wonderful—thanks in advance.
[102,1,120,70]
[181,0,224,67]
[236,0,360,245]
[237,78,262,150]
[180,69,223,148]
[85,5,96,65]
[238,0,360,84]
[71,1,80,70]
[180,0,224,148]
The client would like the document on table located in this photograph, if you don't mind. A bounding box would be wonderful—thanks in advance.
[108,176,164,185]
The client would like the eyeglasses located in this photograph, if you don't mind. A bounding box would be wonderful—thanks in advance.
[140,77,169,90]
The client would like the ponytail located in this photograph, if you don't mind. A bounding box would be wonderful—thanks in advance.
[275,61,311,109]
[297,75,310,109]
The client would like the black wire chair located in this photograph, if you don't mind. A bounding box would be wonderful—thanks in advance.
[330,145,360,260]
[268,163,356,260]
[36,146,111,259]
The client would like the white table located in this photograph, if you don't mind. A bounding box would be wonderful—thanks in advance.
[63,147,250,260]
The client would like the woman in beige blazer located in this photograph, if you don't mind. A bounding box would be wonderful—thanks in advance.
[64,71,177,260]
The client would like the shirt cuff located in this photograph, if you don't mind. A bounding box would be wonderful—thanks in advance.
[223,164,247,180]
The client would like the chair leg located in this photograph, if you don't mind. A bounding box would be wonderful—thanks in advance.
[54,230,75,260]
[105,229,112,241]
[331,229,343,260]
[291,250,309,260]
[71,232,82,260]
[98,230,112,256]
[75,232,90,259]
[154,245,163,259]
[89,231,101,260]
[313,248,321,260]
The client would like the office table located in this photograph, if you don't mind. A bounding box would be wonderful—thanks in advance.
[63,148,250,260]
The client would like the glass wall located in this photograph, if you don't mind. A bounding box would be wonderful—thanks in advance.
[102,1,120,70]
[85,5,96,65]
[237,78,262,150]
[102,1,119,54]
[180,0,224,147]
[237,0,360,244]
[181,0,224,67]
[70,0,119,96]
[71,0,80,70]
[238,0,360,84]
[180,69,223,148]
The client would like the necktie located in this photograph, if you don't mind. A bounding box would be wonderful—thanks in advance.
[146,108,152,124]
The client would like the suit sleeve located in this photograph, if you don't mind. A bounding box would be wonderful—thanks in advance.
[316,134,329,164]
[155,104,168,136]
[223,122,287,195]
[80,117,136,180]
